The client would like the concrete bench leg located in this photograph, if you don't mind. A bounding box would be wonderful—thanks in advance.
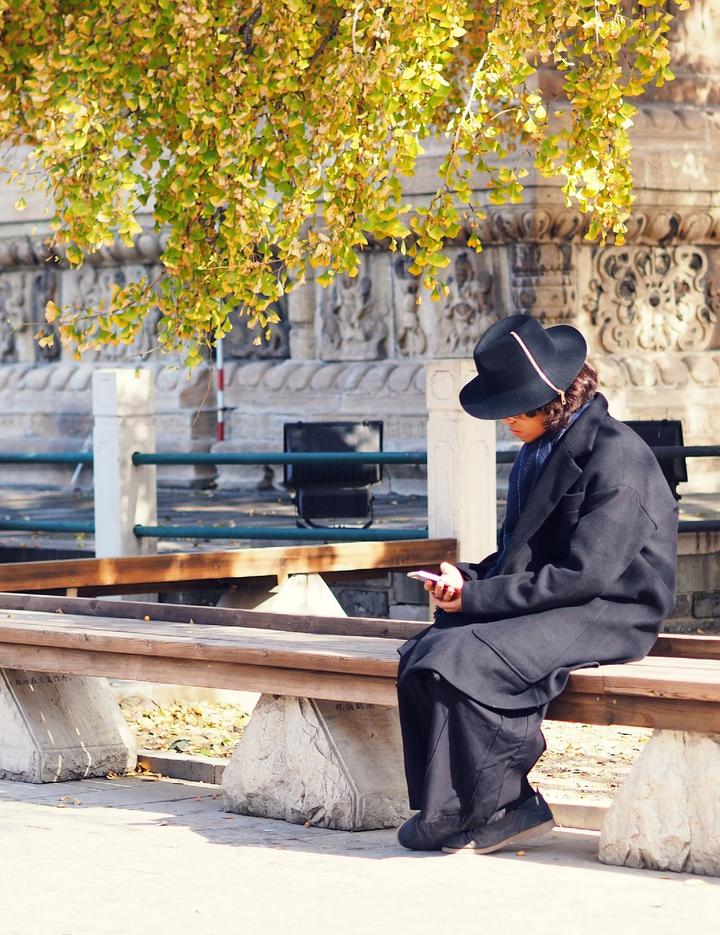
[599,730,720,876]
[220,571,411,830]
[222,694,411,830]
[0,669,137,783]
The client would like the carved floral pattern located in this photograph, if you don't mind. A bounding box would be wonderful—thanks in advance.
[588,245,717,353]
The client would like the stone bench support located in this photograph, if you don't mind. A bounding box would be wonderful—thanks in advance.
[599,729,720,876]
[221,572,411,830]
[222,694,410,830]
[0,668,136,783]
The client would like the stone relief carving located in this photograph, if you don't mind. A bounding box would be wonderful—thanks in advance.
[471,202,720,248]
[0,237,55,270]
[392,256,426,357]
[0,266,61,362]
[320,259,388,361]
[0,272,24,362]
[0,231,168,270]
[511,243,575,325]
[62,263,163,362]
[432,251,494,357]
[223,299,290,359]
[588,245,717,353]
[474,208,586,245]
[31,267,62,362]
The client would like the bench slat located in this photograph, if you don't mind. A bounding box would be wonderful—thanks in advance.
[1,610,719,704]
[2,634,719,731]
[0,592,424,640]
[0,611,402,677]
[565,660,720,701]
[0,643,398,706]
[0,594,717,665]
[652,634,720,661]
[548,693,720,733]
[0,539,457,594]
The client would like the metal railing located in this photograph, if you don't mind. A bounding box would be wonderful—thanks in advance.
[132,524,428,542]
[0,453,94,464]
[0,519,94,534]
[132,450,428,466]
[0,445,718,539]
[2,444,719,467]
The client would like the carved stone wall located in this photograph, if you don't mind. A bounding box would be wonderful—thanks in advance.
[319,254,390,361]
[430,251,496,357]
[0,2,718,496]
[510,243,575,326]
[0,266,60,363]
[586,245,717,354]
[223,300,290,360]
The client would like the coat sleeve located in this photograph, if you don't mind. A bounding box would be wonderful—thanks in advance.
[459,485,657,622]
[455,552,499,582]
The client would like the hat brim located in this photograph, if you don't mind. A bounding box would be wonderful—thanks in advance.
[459,325,587,420]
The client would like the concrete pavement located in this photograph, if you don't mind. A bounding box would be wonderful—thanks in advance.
[1,775,717,935]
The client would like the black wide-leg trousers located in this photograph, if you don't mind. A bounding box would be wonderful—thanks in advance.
[397,670,547,827]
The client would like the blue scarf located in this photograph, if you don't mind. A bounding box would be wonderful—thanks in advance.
[485,400,593,578]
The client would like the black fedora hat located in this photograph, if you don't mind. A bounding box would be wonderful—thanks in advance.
[459,314,587,420]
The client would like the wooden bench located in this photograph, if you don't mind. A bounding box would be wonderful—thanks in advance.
[0,539,456,597]
[0,594,718,729]
[0,591,718,874]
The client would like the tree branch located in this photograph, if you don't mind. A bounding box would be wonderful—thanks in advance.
[308,18,340,67]
[243,5,263,55]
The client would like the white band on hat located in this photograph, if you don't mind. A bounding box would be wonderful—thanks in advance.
[509,331,566,405]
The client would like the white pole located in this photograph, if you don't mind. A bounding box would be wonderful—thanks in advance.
[216,336,225,442]
[92,369,158,558]
[426,359,497,563]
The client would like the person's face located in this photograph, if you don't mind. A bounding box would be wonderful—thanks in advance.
[501,411,547,443]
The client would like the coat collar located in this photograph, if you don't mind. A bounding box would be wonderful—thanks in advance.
[499,394,608,567]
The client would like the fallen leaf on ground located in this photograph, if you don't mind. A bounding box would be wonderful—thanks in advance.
[120,698,251,758]
[58,796,81,807]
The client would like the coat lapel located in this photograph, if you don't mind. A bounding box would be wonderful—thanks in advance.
[499,447,581,566]
[498,393,608,568]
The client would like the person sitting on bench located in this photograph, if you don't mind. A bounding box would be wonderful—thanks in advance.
[396,314,679,853]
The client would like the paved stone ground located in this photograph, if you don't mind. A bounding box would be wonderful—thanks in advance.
[1,776,717,935]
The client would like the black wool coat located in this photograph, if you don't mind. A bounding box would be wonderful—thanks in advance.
[398,394,679,710]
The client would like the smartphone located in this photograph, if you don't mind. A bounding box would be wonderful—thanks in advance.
[406,570,442,583]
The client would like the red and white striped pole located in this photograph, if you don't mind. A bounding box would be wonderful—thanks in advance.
[216,336,225,442]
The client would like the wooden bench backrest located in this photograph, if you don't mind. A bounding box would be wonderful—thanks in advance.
[0,538,457,596]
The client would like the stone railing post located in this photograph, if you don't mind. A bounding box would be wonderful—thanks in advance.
[0,369,149,784]
[92,368,157,558]
[426,359,497,564]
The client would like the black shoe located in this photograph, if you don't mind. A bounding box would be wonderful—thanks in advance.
[441,792,555,855]
[397,813,464,851]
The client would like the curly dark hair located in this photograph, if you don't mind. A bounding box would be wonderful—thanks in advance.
[525,363,598,432]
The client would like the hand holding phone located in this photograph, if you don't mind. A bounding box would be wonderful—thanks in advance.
[406,570,441,583]
[411,562,465,612]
